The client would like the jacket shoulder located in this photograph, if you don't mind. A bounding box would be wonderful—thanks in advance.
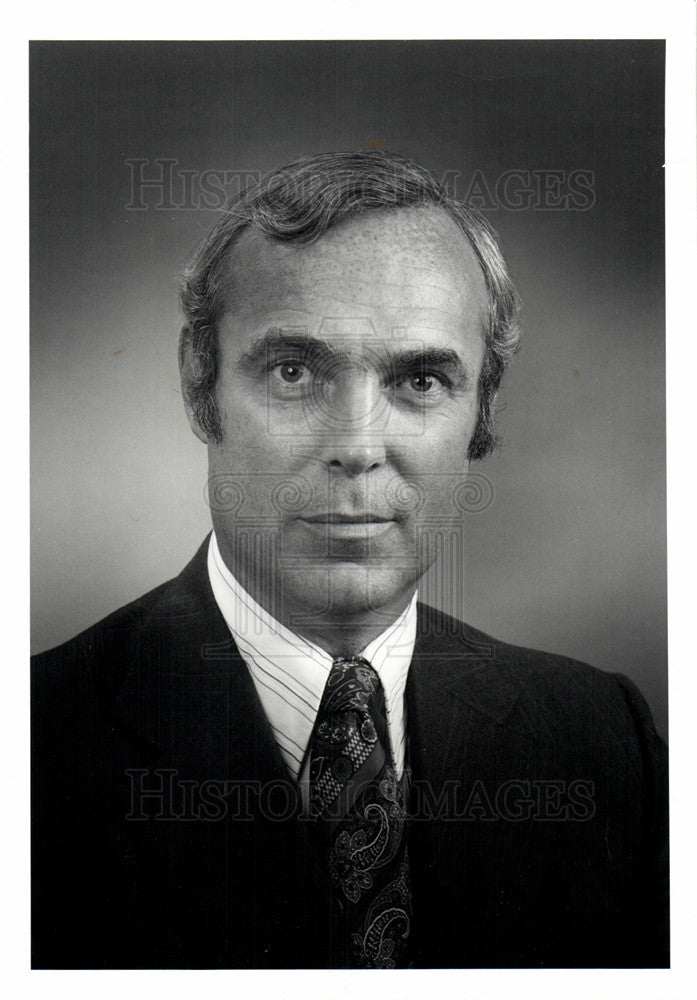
[415,601,662,741]
[31,537,213,699]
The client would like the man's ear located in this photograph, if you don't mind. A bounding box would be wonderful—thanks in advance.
[178,326,210,445]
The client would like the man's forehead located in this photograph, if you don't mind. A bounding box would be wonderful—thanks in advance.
[222,204,488,318]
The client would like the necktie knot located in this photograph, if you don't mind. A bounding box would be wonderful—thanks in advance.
[320,656,383,720]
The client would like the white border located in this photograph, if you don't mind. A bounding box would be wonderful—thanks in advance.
[8,2,696,998]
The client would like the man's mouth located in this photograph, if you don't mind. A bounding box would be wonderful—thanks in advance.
[299,512,397,539]
[302,513,394,524]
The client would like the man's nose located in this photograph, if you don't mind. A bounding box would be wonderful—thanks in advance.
[317,371,388,476]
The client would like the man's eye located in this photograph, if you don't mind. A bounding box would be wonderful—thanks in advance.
[271,362,309,385]
[399,371,447,394]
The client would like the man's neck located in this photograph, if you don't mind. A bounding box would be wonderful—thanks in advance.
[290,612,411,660]
[213,533,416,658]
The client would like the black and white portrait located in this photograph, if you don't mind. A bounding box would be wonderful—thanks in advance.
[30,35,674,976]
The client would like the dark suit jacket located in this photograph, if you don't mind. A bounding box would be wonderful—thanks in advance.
[32,538,668,969]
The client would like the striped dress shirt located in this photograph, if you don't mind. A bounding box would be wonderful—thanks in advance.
[207,532,417,797]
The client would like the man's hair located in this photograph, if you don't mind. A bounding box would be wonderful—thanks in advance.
[179,149,520,460]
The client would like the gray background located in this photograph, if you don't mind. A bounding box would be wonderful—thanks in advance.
[31,40,667,736]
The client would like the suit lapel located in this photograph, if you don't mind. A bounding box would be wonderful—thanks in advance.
[110,538,307,964]
[406,604,551,963]
[112,537,290,784]
[407,602,521,794]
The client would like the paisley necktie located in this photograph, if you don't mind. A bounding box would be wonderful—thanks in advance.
[308,656,411,968]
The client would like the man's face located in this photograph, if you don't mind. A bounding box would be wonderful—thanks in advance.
[204,205,488,645]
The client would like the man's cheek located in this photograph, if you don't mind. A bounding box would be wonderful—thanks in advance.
[399,477,464,529]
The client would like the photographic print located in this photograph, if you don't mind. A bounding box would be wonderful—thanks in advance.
[30,39,668,970]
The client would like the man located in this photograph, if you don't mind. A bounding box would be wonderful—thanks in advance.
[32,150,668,969]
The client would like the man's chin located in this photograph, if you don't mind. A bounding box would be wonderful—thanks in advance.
[280,563,419,631]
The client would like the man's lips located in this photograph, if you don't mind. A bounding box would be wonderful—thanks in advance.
[298,512,398,540]
[301,513,395,524]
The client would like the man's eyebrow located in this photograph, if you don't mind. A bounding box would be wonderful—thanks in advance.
[237,329,336,369]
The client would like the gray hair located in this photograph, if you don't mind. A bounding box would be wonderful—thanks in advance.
[179,149,521,459]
